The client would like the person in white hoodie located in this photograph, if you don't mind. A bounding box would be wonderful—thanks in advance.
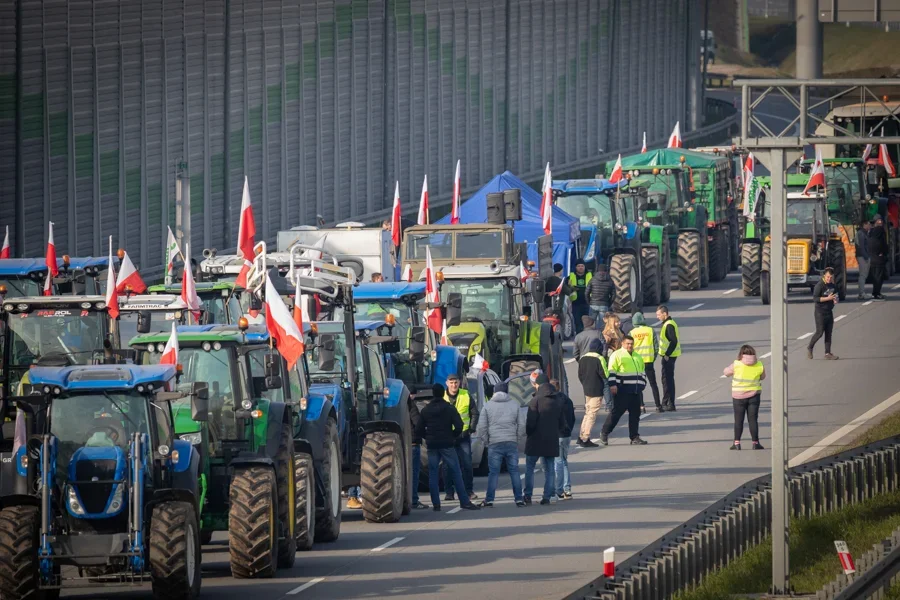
[476,381,527,507]
[723,344,766,451]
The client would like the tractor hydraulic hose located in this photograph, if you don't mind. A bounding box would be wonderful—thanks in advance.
[199,473,208,517]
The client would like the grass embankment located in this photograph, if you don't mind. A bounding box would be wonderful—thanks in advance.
[839,410,900,452]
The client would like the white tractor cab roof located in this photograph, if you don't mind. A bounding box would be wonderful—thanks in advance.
[199,248,294,280]
[276,223,394,282]
[427,263,527,284]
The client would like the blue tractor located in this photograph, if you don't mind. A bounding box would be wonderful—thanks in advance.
[53,256,118,296]
[0,259,49,298]
[0,364,207,599]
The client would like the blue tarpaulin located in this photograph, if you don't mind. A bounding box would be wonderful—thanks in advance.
[435,171,579,269]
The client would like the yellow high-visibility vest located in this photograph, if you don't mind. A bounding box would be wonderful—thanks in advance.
[582,352,609,378]
[567,272,592,302]
[631,325,656,363]
[732,360,763,394]
[448,389,472,432]
[658,319,682,358]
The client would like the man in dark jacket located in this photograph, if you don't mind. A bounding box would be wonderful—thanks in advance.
[855,220,871,300]
[573,315,605,361]
[443,374,479,502]
[416,384,480,511]
[552,379,576,500]
[576,338,606,448]
[408,391,428,509]
[869,215,888,300]
[587,263,615,321]
[523,373,567,505]
[543,263,566,311]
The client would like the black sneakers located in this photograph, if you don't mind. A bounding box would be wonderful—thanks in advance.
[753,441,765,450]
[730,443,741,451]
[515,501,526,507]
[480,501,493,508]
[523,496,532,505]
[460,503,480,511]
[577,438,599,448]
[599,433,609,446]
[630,436,648,445]
[539,498,551,505]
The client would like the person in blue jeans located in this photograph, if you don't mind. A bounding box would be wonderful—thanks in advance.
[552,378,576,500]
[475,381,526,507]
[523,373,567,505]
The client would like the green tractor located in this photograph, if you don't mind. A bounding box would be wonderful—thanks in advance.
[148,281,248,326]
[131,324,320,577]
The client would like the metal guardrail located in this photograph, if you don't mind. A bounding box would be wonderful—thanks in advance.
[564,436,900,600]
[816,528,900,600]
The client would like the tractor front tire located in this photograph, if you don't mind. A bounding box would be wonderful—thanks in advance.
[0,505,58,600]
[641,247,661,306]
[610,253,641,313]
[677,232,701,291]
[294,453,316,551]
[274,423,298,568]
[660,242,672,303]
[708,228,728,282]
[150,501,202,600]
[741,242,762,296]
[229,466,279,578]
[314,419,343,543]
[360,432,404,523]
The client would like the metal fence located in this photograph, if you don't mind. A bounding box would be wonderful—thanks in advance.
[0,0,703,274]
[815,527,900,600]
[563,436,900,600]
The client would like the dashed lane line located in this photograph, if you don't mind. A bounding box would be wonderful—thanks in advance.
[722,288,738,295]
[797,332,813,340]
[863,300,873,306]
[447,507,462,515]
[288,578,325,595]
[893,283,900,290]
[371,537,404,552]
[835,314,846,322]
[652,320,662,326]
[565,358,576,364]
[677,390,698,400]
[688,303,704,310]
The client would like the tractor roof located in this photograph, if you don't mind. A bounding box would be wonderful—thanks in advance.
[618,148,729,170]
[120,294,187,311]
[62,256,115,270]
[551,179,626,194]
[130,324,269,345]
[352,282,427,301]
[149,282,236,294]
[788,173,811,186]
[311,320,388,334]
[2,295,107,310]
[431,264,522,280]
[29,364,176,391]
[0,259,48,276]
[801,157,863,166]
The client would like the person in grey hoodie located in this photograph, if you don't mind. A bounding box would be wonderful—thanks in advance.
[475,381,527,507]
[723,344,766,450]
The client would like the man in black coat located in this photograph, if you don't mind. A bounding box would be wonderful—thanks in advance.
[576,338,606,448]
[523,373,567,505]
[869,215,888,300]
[416,384,480,511]
[408,391,428,509]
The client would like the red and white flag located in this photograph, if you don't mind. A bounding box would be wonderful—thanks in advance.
[424,246,442,334]
[641,132,647,153]
[292,277,305,331]
[43,222,58,296]
[609,154,624,184]
[540,163,553,236]
[519,261,529,284]
[803,147,827,195]
[862,144,873,162]
[159,322,180,366]
[417,175,429,225]
[265,273,306,369]
[440,320,449,345]
[451,160,461,224]
[105,237,120,320]
[164,226,181,283]
[402,263,413,282]
[391,181,402,247]
[470,353,488,372]
[1,226,9,259]
[879,132,896,177]
[548,277,565,297]
[180,243,202,321]
[235,177,257,288]
[603,547,616,578]
[741,152,755,211]
[115,251,147,294]
[667,122,682,148]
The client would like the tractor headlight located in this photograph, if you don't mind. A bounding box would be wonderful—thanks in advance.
[106,484,124,514]
[471,343,481,353]
[67,486,85,516]
[180,432,202,445]
[213,342,222,351]
[201,342,212,352]
[2,303,13,312]
[241,399,253,410]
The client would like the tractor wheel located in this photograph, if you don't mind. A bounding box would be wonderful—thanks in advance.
[229,466,279,578]
[762,242,771,273]
[641,247,661,306]
[660,242,672,303]
[294,453,316,551]
[828,242,848,301]
[610,253,641,313]
[150,501,202,599]
[274,423,298,567]
[0,505,58,600]
[708,228,728,283]
[741,242,762,296]
[677,232,701,291]
[700,232,710,288]
[200,531,214,546]
[761,271,771,305]
[360,431,404,523]
[730,229,741,271]
[314,419,342,544]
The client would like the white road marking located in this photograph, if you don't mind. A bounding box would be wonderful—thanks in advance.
[564,358,576,364]
[790,389,900,467]
[835,314,846,322]
[893,283,900,290]
[720,375,727,378]
[677,390,697,400]
[639,412,653,420]
[688,303,704,310]
[722,288,738,295]
[759,352,772,359]
[288,578,325,595]
[863,300,873,306]
[371,537,404,552]
[447,507,462,515]
[797,332,813,340]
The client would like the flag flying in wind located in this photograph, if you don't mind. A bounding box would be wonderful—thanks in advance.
[667,122,683,148]
[879,131,897,177]
[803,147,827,196]
[741,152,755,215]
[451,160,461,224]
[470,353,488,372]
[116,251,147,294]
[164,226,181,283]
[417,175,429,225]
[440,320,449,345]
[402,263,413,282]
[540,163,553,236]
[292,277,309,332]
[159,322,180,366]
[105,237,120,319]
[235,177,257,288]
[641,132,647,153]
[743,176,762,218]
[862,144,873,162]
[1,226,9,259]
[424,246,442,334]
[265,273,305,369]
[609,154,624,184]
[391,181,402,247]
[548,276,565,297]
[519,261,529,284]
[43,222,58,296]
[180,243,202,320]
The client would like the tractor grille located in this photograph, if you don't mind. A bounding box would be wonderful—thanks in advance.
[787,244,808,274]
[74,459,117,514]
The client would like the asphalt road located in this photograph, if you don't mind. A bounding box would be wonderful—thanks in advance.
[62,271,900,600]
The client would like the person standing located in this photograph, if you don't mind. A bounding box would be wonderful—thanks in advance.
[408,391,428,509]
[600,335,648,445]
[630,313,661,413]
[567,259,592,334]
[723,344,766,450]
[656,305,681,411]
[416,384,480,511]
[553,378,576,500]
[544,263,566,312]
[869,215,888,300]
[576,338,607,448]
[475,381,526,508]
[524,373,566,505]
[855,220,871,300]
[573,315,604,362]
[807,267,840,360]
[587,263,615,322]
[602,313,625,411]
[443,374,479,502]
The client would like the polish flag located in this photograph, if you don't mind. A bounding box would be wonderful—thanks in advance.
[417,175,429,225]
[862,144,873,162]
[115,251,147,294]
[741,152,755,212]
[301,235,327,260]
[292,277,308,332]
[470,353,488,372]
[105,237,119,320]
[803,147,827,196]
[548,277,565,297]
[451,160,461,224]
[1,226,9,259]
[879,132,896,177]
[609,154,624,184]
[641,132,647,153]
[391,181,402,247]
[235,177,257,288]
[540,163,553,236]
[265,274,305,369]
[159,322,180,366]
[440,320,449,345]
[667,122,682,148]
[180,243,202,321]
[603,547,616,578]
[401,263,413,282]
[424,246,442,334]
[519,261,529,284]
[164,226,181,282]
[43,222,58,296]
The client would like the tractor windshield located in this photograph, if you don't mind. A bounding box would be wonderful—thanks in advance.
[0,277,42,298]
[6,310,106,367]
[118,310,182,345]
[335,301,414,348]
[305,333,366,387]
[440,279,516,356]
[824,164,864,208]
[786,200,819,236]
[556,194,613,228]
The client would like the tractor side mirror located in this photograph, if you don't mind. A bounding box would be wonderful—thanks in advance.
[318,334,336,371]
[190,382,209,421]
[137,311,152,334]
[409,327,426,361]
[249,293,263,312]
[264,356,283,390]
[380,339,401,354]
[530,279,546,299]
[446,293,462,327]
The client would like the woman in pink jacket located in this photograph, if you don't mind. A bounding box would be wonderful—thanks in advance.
[723,344,766,450]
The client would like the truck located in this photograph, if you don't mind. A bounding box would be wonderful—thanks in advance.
[275,223,395,281]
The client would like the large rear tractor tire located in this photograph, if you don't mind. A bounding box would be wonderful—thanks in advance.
[294,453,316,551]
[360,432,404,523]
[314,419,342,543]
[708,227,728,283]
[700,233,710,288]
[659,241,672,303]
[828,242,848,301]
[610,253,641,313]
[274,423,299,568]
[641,247,661,307]
[730,228,741,271]
[741,242,762,296]
[229,466,279,578]
[0,505,59,600]
[677,232,701,291]
[150,501,202,599]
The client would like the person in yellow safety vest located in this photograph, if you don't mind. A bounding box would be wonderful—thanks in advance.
[630,312,661,414]
[567,259,592,335]
[443,374,479,503]
[599,335,648,446]
[655,305,681,412]
[723,344,766,451]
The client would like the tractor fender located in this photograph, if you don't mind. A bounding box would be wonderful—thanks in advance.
[432,345,464,385]
[741,237,762,246]
[298,398,334,462]
[383,378,409,410]
[148,488,199,517]
[0,494,39,511]
[264,401,291,460]
[229,456,276,470]
[292,438,314,458]
[361,420,404,439]
[612,247,639,258]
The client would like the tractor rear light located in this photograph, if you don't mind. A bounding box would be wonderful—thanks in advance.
[707,221,716,229]
[383,388,390,398]
[170,450,180,464]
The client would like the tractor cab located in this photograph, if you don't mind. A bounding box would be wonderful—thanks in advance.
[779,193,847,299]
[0,259,49,299]
[551,178,626,270]
[148,281,245,326]
[801,157,871,222]
[53,255,118,296]
[118,294,191,344]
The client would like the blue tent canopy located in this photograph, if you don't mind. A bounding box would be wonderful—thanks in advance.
[435,171,579,269]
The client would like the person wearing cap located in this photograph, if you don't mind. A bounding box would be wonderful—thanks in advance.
[576,338,607,448]
[416,384,480,512]
[442,374,479,503]
[573,314,605,362]
[475,381,526,507]
[567,259,592,334]
[630,313,661,413]
[600,335,648,446]
[587,263,615,322]
[869,214,888,300]
[524,373,567,505]
[544,263,566,312]
[855,219,872,300]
